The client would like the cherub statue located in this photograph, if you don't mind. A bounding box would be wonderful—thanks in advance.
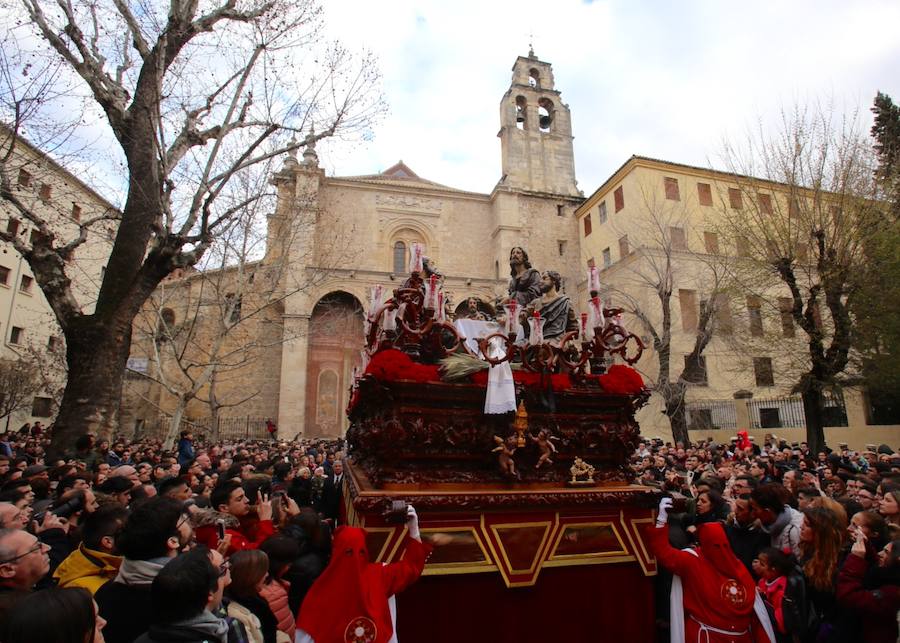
[492,435,518,477]
[569,457,595,484]
[530,429,559,468]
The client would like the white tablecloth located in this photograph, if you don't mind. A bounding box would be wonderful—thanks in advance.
[453,319,516,414]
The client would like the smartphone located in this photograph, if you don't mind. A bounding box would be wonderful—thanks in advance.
[216,518,226,541]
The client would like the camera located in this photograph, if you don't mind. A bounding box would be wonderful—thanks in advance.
[33,493,86,524]
[382,500,410,524]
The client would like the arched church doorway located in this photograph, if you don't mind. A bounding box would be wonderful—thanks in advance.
[305,291,364,437]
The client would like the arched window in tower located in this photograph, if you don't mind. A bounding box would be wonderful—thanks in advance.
[515,96,527,130]
[529,68,540,88]
[393,241,406,274]
[538,98,553,133]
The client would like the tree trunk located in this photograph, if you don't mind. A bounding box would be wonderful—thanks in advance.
[163,402,187,451]
[49,315,133,459]
[802,388,827,455]
[664,382,691,446]
[209,377,221,443]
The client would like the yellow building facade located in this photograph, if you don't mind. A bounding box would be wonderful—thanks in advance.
[574,156,899,448]
[0,126,116,430]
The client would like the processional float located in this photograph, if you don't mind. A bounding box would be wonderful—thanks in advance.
[342,249,660,641]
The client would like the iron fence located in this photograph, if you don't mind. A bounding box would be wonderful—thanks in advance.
[749,391,847,429]
[686,399,738,431]
[139,416,273,442]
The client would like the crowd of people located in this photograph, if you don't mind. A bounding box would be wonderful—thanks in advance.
[1,420,899,642]
[633,433,900,643]
[0,427,430,643]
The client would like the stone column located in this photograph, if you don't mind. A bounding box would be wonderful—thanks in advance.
[277,314,310,439]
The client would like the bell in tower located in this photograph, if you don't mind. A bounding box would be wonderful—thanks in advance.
[497,51,579,197]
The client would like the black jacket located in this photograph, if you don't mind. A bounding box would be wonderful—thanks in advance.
[317,474,344,523]
[95,580,153,643]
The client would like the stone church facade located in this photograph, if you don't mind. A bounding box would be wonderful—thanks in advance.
[122,52,587,438]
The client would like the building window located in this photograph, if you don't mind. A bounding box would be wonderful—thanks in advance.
[558,240,566,256]
[778,297,795,337]
[598,201,607,224]
[679,289,698,331]
[669,226,687,251]
[6,219,19,236]
[19,275,33,293]
[796,242,809,263]
[225,294,242,324]
[704,231,719,255]
[71,204,82,221]
[789,197,801,217]
[17,169,32,188]
[583,213,592,236]
[753,357,775,387]
[664,177,680,201]
[0,266,9,286]
[556,204,564,217]
[759,407,782,428]
[39,184,52,202]
[715,294,733,335]
[736,236,751,258]
[9,326,23,345]
[689,408,714,429]
[618,235,630,258]
[529,68,540,88]
[728,188,743,210]
[31,396,53,418]
[683,355,708,385]
[697,183,713,206]
[747,296,763,336]
[602,248,611,268]
[614,186,625,212]
[759,193,773,214]
[392,241,406,274]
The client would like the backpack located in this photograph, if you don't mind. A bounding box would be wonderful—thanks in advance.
[781,569,820,639]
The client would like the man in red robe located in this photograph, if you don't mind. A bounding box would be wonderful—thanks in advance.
[297,505,431,643]
[647,498,775,643]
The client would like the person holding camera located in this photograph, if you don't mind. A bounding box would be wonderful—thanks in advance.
[194,480,275,556]
[296,505,431,643]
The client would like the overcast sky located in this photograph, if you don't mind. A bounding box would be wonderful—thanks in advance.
[315,0,900,195]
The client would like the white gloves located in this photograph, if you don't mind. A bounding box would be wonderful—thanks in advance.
[656,497,673,528]
[406,504,421,541]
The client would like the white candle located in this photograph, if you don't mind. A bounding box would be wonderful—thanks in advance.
[528,311,543,346]
[504,301,520,335]
[588,266,601,294]
[408,243,424,273]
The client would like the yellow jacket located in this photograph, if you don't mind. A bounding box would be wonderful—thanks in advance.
[53,544,123,595]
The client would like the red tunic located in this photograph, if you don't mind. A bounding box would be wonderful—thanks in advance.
[646,524,772,643]
[297,527,432,643]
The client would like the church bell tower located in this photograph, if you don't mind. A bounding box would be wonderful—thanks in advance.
[498,50,579,197]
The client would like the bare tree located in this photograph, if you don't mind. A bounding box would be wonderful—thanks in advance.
[130,155,356,447]
[0,0,384,455]
[0,358,42,426]
[605,188,729,446]
[715,103,885,454]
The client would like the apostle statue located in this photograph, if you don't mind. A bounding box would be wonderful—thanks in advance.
[464,297,487,321]
[504,247,541,307]
[522,270,578,342]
